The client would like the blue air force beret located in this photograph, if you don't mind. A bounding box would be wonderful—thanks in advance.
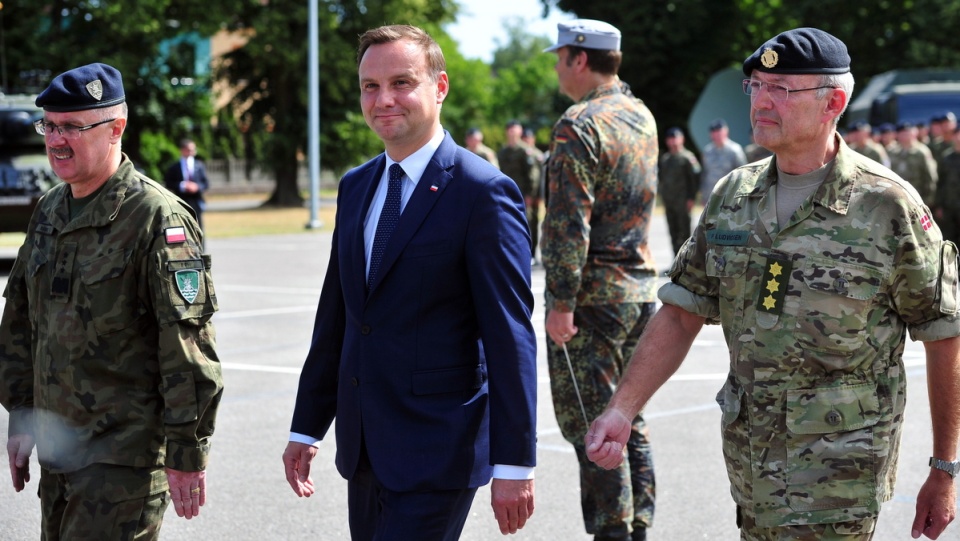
[742,28,850,76]
[665,127,683,138]
[36,63,125,112]
[709,118,728,131]
[543,19,621,53]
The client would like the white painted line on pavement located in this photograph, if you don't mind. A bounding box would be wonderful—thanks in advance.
[221,362,302,375]
[215,306,318,319]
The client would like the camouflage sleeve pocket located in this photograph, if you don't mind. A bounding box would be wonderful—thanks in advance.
[161,371,200,424]
[937,241,959,315]
[785,384,879,512]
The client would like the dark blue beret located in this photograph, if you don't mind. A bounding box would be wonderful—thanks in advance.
[743,28,850,76]
[665,127,683,137]
[849,120,870,131]
[896,120,914,131]
[878,123,895,133]
[36,62,125,112]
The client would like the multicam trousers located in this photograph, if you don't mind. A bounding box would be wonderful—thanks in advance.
[39,463,168,541]
[738,507,876,540]
[547,302,657,538]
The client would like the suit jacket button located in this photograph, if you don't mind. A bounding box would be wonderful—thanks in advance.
[361,325,371,335]
[351,377,359,386]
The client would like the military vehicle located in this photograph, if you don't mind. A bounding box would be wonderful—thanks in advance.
[845,69,960,127]
[0,93,57,233]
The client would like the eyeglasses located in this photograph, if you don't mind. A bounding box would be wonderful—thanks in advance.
[742,79,835,102]
[34,118,117,140]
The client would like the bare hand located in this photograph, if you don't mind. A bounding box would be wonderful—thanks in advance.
[6,433,33,492]
[282,441,317,497]
[584,409,631,470]
[545,309,577,346]
[912,471,956,539]
[165,468,206,520]
[491,478,534,534]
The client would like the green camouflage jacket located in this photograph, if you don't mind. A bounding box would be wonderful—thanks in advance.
[889,141,938,206]
[659,148,701,207]
[660,138,960,527]
[0,156,223,474]
[498,141,540,197]
[542,80,659,311]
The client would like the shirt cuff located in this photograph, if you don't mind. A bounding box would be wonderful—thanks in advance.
[492,464,535,480]
[289,432,321,447]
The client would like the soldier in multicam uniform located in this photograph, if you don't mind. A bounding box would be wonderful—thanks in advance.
[499,119,542,256]
[541,19,658,541]
[659,127,701,256]
[587,28,960,541]
[935,131,960,245]
[0,63,223,540]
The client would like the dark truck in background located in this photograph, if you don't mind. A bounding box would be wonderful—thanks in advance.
[0,94,57,233]
[845,69,960,128]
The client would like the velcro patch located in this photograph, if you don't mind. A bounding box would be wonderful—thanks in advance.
[757,256,792,315]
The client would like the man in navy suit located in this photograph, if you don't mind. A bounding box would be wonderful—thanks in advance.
[163,138,208,234]
[281,24,538,540]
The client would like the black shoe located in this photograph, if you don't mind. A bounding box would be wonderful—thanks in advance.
[594,535,629,541]
[631,528,646,541]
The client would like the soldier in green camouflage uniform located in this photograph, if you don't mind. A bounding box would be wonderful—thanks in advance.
[499,120,542,254]
[542,19,658,541]
[587,29,960,541]
[935,137,960,244]
[464,127,499,168]
[659,127,701,255]
[0,63,223,540]
[889,121,939,207]
[846,120,890,167]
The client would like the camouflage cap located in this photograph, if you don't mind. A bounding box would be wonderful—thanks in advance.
[36,63,125,112]
[743,28,850,76]
[543,19,621,53]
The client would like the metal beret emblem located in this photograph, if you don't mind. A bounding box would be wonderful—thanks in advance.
[575,34,586,43]
[760,48,779,69]
[86,80,104,101]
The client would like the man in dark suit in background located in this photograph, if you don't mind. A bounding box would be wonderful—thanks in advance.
[281,24,538,540]
[164,138,208,234]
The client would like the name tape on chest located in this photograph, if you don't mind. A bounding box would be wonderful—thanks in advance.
[706,230,749,246]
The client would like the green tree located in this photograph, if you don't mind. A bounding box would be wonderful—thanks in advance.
[547,0,960,149]
[1,0,240,178]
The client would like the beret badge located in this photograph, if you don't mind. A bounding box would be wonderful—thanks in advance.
[86,80,104,101]
[575,34,585,43]
[760,48,779,69]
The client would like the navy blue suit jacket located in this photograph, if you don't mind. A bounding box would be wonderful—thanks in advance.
[291,132,538,492]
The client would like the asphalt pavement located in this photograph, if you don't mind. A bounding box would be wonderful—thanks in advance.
[0,209,950,540]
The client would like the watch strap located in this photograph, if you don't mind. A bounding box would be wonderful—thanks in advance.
[929,457,960,478]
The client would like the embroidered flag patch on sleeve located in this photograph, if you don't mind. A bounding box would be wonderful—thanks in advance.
[165,227,187,244]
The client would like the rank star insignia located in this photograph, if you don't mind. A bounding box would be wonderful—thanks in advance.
[760,48,779,69]
[757,256,791,315]
[86,80,104,101]
[766,278,779,294]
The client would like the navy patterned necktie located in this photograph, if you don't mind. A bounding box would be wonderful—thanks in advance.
[368,163,403,288]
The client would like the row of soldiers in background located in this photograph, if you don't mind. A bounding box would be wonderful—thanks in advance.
[658,119,773,255]
[464,120,546,263]
[844,112,960,244]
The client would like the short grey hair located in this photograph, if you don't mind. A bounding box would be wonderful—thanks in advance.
[817,72,855,125]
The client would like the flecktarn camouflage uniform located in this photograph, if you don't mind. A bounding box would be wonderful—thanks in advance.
[661,137,960,538]
[659,147,701,255]
[542,79,659,538]
[0,156,223,539]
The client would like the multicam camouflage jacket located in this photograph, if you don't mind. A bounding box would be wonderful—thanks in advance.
[660,138,960,527]
[0,156,223,474]
[542,80,659,312]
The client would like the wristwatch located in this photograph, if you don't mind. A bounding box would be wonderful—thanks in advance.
[929,457,960,479]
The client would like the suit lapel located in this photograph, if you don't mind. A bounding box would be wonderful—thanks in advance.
[366,134,456,297]
[345,157,386,305]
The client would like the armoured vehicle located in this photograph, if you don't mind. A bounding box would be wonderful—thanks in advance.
[0,94,57,233]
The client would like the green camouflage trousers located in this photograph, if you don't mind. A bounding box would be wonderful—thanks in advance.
[547,302,656,537]
[39,463,169,541]
[738,506,876,540]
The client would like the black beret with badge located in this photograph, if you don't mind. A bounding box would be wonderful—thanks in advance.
[35,62,126,112]
[743,27,850,76]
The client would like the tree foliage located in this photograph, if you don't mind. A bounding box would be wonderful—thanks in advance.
[548,0,960,150]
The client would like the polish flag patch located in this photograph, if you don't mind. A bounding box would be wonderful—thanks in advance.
[921,214,933,231]
[165,226,187,244]
[430,185,438,192]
